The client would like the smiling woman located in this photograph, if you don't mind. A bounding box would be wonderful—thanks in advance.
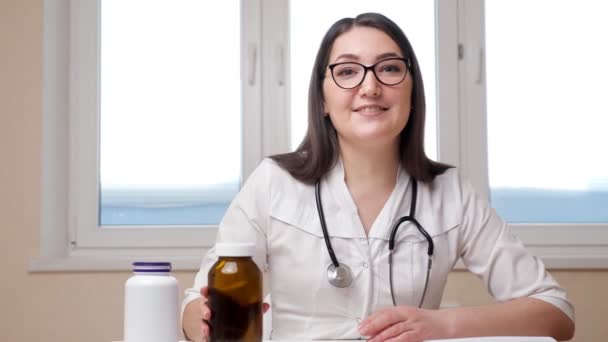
[289,0,437,158]
[182,12,574,342]
[322,27,413,153]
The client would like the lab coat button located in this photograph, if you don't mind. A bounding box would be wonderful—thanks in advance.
[362,262,368,268]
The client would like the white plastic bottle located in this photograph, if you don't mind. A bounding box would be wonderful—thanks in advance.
[124,262,179,342]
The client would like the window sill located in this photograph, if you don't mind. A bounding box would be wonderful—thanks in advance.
[510,224,608,269]
[30,225,608,272]
[29,247,608,274]
[452,247,608,270]
[28,247,209,272]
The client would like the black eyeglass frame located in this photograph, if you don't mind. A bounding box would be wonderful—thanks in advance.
[327,57,411,89]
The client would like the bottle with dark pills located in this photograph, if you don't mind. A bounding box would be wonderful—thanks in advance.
[208,242,262,342]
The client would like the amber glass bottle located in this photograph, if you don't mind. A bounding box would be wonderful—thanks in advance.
[208,243,262,342]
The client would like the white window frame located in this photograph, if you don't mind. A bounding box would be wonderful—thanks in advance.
[32,0,608,272]
[455,0,608,268]
[32,0,288,271]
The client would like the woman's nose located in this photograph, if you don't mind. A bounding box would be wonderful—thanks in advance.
[359,70,381,97]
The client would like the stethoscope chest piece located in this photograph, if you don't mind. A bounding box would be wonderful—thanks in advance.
[327,263,353,288]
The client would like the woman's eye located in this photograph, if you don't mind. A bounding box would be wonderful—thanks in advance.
[380,64,402,73]
[336,67,359,78]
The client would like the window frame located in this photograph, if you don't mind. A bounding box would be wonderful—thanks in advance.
[69,0,221,249]
[31,0,608,272]
[456,0,608,268]
[33,0,275,271]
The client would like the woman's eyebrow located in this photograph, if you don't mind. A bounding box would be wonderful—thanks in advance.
[333,53,359,62]
[376,52,402,60]
[332,52,403,63]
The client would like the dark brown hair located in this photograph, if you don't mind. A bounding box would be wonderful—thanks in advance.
[271,12,451,184]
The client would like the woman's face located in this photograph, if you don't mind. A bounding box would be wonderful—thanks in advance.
[322,26,413,150]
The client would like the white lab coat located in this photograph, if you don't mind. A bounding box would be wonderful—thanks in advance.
[183,158,574,339]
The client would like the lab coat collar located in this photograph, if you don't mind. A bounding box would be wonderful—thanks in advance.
[323,159,460,241]
[322,158,411,240]
[269,159,459,241]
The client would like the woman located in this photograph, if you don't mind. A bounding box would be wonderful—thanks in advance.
[182,12,575,341]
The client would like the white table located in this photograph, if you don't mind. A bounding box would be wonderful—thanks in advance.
[269,339,556,342]
[114,336,557,342]
[425,338,556,342]
[117,337,557,342]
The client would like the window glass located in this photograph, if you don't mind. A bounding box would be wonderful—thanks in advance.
[289,1,437,160]
[99,1,241,225]
[486,1,608,222]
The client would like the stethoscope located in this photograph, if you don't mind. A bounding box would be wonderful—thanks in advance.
[315,177,434,308]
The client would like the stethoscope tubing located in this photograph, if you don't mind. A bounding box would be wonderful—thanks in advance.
[315,179,340,268]
[315,176,434,308]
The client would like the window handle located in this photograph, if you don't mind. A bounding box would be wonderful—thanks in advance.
[277,44,285,86]
[468,40,484,84]
[248,44,257,85]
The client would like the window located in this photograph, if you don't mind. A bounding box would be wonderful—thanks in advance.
[459,0,608,268]
[485,0,608,223]
[35,0,268,269]
[99,1,241,226]
[33,0,607,271]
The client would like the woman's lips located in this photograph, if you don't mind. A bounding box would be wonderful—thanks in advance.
[354,105,388,116]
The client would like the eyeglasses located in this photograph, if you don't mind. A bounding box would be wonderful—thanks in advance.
[328,57,410,89]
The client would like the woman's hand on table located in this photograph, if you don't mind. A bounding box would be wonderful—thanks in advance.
[358,306,449,342]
